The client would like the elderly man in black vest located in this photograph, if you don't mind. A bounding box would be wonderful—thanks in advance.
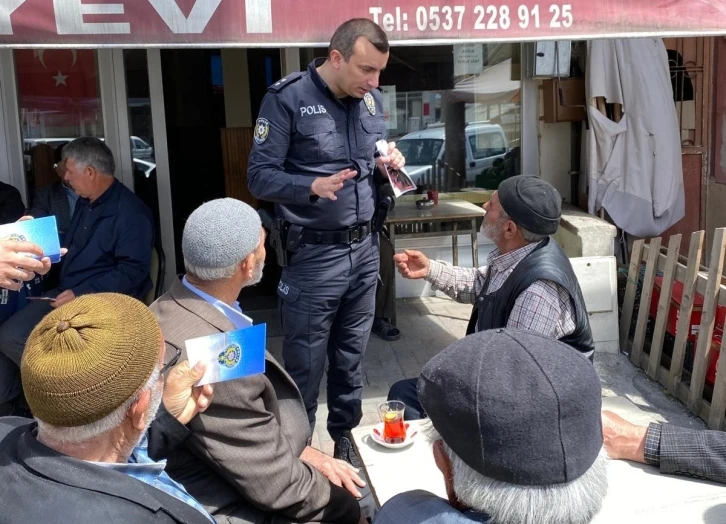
[389,175,594,419]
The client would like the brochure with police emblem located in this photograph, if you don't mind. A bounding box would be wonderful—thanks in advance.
[376,139,416,198]
[0,216,62,263]
[185,324,267,386]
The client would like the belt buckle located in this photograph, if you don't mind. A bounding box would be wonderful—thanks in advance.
[348,227,361,244]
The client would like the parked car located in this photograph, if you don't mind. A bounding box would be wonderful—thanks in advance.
[396,122,508,186]
[24,135,154,162]
[131,136,154,161]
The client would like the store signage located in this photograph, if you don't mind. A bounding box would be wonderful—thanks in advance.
[453,44,484,76]
[1,0,725,46]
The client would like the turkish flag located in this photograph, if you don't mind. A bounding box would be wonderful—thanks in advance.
[15,49,99,112]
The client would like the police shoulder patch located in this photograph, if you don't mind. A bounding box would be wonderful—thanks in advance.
[254,118,270,145]
[363,92,376,115]
[268,71,305,93]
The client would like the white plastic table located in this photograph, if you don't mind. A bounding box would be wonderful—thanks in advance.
[351,398,726,523]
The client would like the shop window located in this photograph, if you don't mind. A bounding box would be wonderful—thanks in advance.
[14,49,103,233]
[123,50,161,239]
[663,37,707,148]
[468,131,507,160]
[298,43,522,191]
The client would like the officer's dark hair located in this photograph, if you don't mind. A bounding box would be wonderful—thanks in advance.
[328,18,389,61]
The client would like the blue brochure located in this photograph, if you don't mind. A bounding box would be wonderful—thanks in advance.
[185,324,267,385]
[0,216,62,263]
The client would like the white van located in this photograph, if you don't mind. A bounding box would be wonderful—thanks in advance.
[396,122,508,186]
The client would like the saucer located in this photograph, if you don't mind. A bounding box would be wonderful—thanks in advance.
[370,422,417,450]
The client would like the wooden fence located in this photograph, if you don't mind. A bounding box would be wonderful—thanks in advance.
[620,228,726,430]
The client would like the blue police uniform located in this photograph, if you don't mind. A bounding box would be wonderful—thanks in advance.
[248,58,387,440]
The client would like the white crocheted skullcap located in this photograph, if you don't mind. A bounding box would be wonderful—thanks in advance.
[182,198,262,269]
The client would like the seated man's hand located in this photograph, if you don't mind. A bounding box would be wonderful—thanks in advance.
[52,289,76,308]
[393,249,430,279]
[601,410,648,463]
[0,240,48,291]
[300,446,366,498]
[163,360,214,425]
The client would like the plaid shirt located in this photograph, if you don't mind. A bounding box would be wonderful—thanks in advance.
[426,243,576,339]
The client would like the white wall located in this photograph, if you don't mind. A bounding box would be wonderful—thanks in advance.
[539,121,572,202]
[537,82,573,203]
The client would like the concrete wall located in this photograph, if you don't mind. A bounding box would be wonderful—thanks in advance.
[554,203,617,258]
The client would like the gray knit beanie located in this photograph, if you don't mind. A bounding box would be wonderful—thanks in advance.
[182,198,262,270]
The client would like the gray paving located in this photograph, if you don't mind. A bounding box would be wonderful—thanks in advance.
[267,296,706,455]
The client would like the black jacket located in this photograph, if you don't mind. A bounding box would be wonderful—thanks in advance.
[0,410,210,524]
[468,238,595,359]
[28,181,73,235]
[0,181,24,225]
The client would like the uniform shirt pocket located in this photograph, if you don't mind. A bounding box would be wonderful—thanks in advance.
[359,117,387,157]
[296,117,346,163]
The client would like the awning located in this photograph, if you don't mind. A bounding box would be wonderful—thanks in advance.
[1,0,726,47]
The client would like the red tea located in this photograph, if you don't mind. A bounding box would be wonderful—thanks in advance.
[383,411,406,444]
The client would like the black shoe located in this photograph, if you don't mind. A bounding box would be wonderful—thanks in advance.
[372,318,401,341]
[333,431,362,469]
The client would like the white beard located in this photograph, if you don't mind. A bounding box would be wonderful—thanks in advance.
[248,260,265,286]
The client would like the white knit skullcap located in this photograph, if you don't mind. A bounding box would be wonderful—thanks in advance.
[182,198,262,269]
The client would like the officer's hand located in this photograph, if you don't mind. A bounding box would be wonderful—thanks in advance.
[376,141,406,173]
[393,249,430,279]
[310,169,357,201]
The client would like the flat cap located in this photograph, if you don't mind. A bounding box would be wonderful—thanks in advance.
[418,329,602,486]
[498,175,561,235]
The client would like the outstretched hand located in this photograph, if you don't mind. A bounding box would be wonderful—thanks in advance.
[393,249,430,280]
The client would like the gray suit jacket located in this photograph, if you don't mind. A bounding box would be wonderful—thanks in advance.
[660,423,726,484]
[151,278,359,524]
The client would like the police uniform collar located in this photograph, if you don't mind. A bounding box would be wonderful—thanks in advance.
[308,58,338,98]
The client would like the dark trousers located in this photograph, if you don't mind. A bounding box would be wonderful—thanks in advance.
[388,378,426,421]
[0,292,56,403]
[375,228,395,322]
[278,234,379,440]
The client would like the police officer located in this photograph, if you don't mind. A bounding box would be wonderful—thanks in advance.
[247,18,405,458]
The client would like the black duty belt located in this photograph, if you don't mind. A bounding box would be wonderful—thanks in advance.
[300,221,372,245]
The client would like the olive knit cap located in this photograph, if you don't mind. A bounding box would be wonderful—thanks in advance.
[21,293,162,427]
